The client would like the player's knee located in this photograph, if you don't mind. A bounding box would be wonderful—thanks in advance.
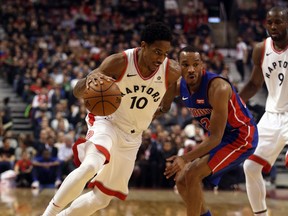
[93,196,111,209]
[243,159,262,176]
[91,191,112,209]
[184,159,203,180]
[79,152,106,177]
[79,161,99,177]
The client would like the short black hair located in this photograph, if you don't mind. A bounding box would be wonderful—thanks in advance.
[268,6,288,20]
[177,45,202,61]
[141,22,172,44]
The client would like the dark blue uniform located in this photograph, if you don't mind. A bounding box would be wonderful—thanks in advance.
[180,71,258,185]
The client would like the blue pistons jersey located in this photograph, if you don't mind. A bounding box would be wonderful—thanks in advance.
[180,71,255,134]
[180,71,258,185]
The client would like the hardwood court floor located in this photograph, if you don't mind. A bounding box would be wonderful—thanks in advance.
[0,187,288,216]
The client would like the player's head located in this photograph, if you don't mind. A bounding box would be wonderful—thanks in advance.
[140,22,172,72]
[266,6,288,42]
[178,46,204,87]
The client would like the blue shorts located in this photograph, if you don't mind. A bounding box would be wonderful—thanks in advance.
[205,124,258,186]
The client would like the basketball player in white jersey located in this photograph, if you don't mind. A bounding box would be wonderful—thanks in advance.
[239,7,288,216]
[43,22,181,216]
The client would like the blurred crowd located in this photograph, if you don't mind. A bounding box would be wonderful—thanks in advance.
[0,0,279,189]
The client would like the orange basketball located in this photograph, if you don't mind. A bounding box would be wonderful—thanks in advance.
[83,80,122,116]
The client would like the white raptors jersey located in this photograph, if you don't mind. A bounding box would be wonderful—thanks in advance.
[107,48,168,134]
[261,37,288,113]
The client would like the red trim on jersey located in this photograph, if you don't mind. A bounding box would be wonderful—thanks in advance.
[165,59,169,89]
[209,125,255,173]
[95,144,110,164]
[134,48,160,80]
[227,93,250,127]
[248,154,271,173]
[72,137,87,167]
[88,180,127,200]
[260,39,266,66]
[72,138,110,167]
[88,113,95,126]
[116,51,128,82]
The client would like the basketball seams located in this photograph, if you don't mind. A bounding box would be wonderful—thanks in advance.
[83,94,121,99]
[84,80,121,116]
[91,101,119,116]
[91,101,103,116]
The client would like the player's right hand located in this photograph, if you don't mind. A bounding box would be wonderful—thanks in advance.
[86,71,115,88]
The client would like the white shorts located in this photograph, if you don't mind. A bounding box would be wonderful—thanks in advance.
[73,117,142,200]
[251,111,288,171]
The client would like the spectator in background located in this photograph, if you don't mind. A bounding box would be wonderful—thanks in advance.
[0,113,3,137]
[14,134,36,161]
[177,139,196,157]
[57,134,76,180]
[3,130,18,148]
[54,132,65,149]
[177,107,192,129]
[31,149,62,189]
[33,129,49,156]
[219,65,237,87]
[0,137,15,174]
[134,129,163,188]
[50,111,70,133]
[14,151,33,187]
[30,86,51,121]
[34,130,58,158]
[0,97,13,131]
[235,36,248,82]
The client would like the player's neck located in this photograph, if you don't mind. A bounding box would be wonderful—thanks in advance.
[273,37,288,51]
[137,49,154,77]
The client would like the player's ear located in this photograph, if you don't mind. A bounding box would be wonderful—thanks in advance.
[140,41,146,49]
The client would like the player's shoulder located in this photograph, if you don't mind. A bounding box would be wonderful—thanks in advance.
[209,76,231,96]
[99,52,127,78]
[250,40,267,66]
[254,40,266,53]
[107,52,127,63]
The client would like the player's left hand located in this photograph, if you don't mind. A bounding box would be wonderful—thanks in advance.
[164,155,186,179]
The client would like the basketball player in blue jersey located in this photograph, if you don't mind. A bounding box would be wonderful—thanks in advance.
[162,46,258,216]
[43,22,181,216]
[239,7,288,216]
